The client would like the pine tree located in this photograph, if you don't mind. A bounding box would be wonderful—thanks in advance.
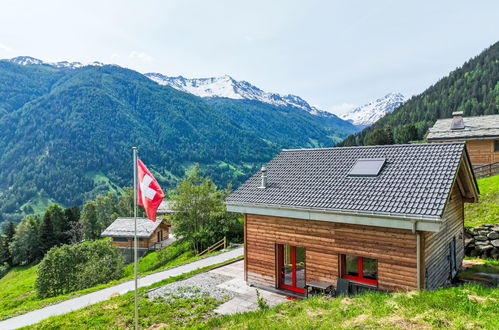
[3,222,16,265]
[39,212,56,257]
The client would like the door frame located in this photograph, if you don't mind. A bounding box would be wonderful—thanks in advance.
[276,243,306,293]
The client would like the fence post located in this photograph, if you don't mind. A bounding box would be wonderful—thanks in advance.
[224,236,227,249]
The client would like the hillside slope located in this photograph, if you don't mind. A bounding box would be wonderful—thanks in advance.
[339,41,499,146]
[0,62,356,225]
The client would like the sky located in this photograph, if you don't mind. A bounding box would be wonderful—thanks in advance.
[0,0,498,115]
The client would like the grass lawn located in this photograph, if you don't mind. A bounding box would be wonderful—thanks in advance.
[464,174,499,227]
[0,240,229,321]
[26,271,499,329]
[203,284,499,329]
[23,261,237,329]
[0,263,121,321]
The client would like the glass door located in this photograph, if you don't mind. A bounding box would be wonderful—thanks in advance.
[277,244,305,293]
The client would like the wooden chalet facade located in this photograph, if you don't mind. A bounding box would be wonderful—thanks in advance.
[427,113,499,167]
[101,217,171,262]
[226,143,478,294]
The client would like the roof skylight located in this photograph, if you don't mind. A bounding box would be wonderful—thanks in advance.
[348,158,386,177]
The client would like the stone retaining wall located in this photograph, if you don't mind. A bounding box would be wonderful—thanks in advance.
[464,224,499,259]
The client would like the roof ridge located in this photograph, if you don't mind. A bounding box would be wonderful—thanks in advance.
[435,114,499,120]
[282,141,465,152]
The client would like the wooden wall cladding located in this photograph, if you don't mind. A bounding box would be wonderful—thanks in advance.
[245,214,418,291]
[424,184,464,290]
[466,139,499,165]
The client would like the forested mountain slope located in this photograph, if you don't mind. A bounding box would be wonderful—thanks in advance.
[206,98,356,146]
[339,41,499,146]
[0,62,356,225]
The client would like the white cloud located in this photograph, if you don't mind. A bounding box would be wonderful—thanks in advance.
[128,51,154,62]
[0,42,13,52]
[327,103,357,115]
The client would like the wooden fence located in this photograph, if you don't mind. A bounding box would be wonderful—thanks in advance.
[197,237,227,257]
[473,162,499,179]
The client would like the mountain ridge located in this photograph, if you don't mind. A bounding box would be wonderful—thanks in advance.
[145,72,338,118]
[4,56,401,126]
[0,60,358,226]
[340,92,406,126]
[338,41,499,146]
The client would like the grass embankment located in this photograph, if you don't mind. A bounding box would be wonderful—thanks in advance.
[26,259,499,329]
[465,175,499,227]
[0,240,221,321]
[23,260,238,329]
[205,284,499,329]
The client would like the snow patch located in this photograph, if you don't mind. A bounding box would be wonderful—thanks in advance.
[145,72,339,119]
[340,93,406,126]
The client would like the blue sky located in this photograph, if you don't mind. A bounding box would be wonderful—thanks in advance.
[0,0,497,114]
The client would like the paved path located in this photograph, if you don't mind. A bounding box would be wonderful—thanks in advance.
[0,247,243,330]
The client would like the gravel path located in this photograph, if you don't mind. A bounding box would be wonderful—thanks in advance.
[147,272,236,302]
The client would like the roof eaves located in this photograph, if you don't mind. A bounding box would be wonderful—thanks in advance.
[225,201,442,222]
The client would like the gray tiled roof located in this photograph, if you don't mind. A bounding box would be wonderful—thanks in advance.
[157,200,175,214]
[427,114,499,140]
[226,143,467,219]
[101,218,162,238]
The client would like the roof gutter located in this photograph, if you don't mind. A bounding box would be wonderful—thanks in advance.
[427,135,499,142]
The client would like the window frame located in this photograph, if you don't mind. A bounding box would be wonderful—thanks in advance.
[341,254,378,286]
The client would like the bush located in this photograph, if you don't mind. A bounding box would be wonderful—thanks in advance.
[0,263,9,280]
[35,239,124,298]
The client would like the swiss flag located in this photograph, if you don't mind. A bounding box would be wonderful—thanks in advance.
[137,158,165,221]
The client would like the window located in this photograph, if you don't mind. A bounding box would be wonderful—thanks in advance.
[113,237,128,242]
[341,254,378,285]
[348,158,386,177]
[495,140,499,152]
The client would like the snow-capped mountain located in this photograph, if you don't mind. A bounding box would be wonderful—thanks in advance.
[145,73,334,117]
[340,93,406,126]
[5,56,104,70]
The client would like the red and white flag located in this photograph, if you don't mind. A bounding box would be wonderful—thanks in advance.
[137,158,165,221]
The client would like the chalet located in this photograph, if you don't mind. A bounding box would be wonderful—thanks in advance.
[226,143,478,294]
[157,200,176,216]
[427,112,499,169]
[101,217,171,262]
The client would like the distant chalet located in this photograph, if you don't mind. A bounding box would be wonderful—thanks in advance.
[427,113,499,166]
[101,217,171,261]
[226,143,478,294]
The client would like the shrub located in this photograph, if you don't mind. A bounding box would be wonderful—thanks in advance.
[35,239,124,298]
[0,263,9,280]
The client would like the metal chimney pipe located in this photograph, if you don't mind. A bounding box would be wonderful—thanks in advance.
[258,166,267,189]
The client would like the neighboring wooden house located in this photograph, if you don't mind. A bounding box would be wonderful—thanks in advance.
[427,112,499,167]
[157,200,176,216]
[226,143,478,294]
[101,218,171,262]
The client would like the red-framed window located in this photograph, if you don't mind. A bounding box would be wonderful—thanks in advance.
[341,254,378,285]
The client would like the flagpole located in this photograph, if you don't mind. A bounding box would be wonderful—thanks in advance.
[132,147,138,330]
